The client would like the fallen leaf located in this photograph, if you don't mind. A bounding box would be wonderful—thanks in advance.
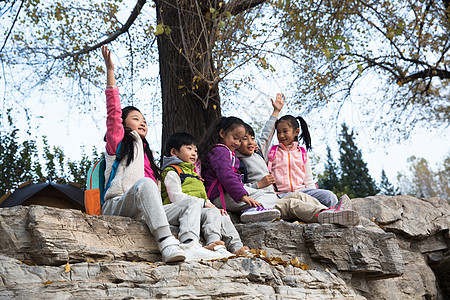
[21,260,37,266]
[43,281,53,285]
[64,262,70,273]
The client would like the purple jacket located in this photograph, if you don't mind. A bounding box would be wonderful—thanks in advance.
[202,145,247,202]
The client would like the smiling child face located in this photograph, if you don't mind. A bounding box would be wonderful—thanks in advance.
[124,110,148,139]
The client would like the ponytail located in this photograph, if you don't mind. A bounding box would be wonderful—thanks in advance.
[296,116,311,151]
[276,115,312,151]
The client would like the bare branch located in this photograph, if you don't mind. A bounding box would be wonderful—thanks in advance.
[0,0,24,54]
[55,0,147,60]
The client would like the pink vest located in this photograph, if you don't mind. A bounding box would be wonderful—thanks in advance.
[268,142,308,193]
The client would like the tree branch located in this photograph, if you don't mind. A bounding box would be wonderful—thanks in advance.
[0,0,24,54]
[226,0,267,15]
[403,68,450,82]
[55,0,146,60]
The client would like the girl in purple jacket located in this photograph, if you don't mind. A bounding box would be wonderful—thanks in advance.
[198,117,281,223]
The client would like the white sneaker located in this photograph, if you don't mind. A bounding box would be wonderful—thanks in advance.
[240,207,281,223]
[180,241,223,261]
[158,236,186,263]
[212,244,235,258]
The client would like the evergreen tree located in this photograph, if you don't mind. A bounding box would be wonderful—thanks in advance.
[379,169,398,195]
[317,145,340,193]
[338,123,379,198]
[0,112,99,196]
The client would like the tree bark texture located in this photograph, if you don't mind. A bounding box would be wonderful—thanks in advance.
[156,0,221,153]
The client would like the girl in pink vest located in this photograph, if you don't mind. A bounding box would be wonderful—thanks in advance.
[269,115,338,208]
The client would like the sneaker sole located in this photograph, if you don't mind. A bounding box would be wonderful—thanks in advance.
[163,252,186,263]
[318,210,359,226]
[240,210,281,223]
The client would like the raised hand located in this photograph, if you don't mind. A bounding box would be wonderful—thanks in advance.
[101,45,116,87]
[102,45,114,71]
[270,93,285,117]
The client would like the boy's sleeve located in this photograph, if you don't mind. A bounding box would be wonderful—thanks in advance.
[164,171,188,203]
[257,115,277,159]
[165,171,206,204]
[244,181,259,189]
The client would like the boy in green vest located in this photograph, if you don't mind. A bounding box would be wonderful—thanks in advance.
[161,132,251,257]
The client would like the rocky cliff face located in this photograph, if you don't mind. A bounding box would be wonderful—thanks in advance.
[0,195,448,299]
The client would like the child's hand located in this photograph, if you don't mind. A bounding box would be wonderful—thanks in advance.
[241,195,261,207]
[204,202,215,208]
[102,45,114,71]
[218,209,228,216]
[257,174,276,189]
[271,93,285,117]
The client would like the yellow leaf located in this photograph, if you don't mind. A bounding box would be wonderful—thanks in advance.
[65,262,71,273]
[213,105,217,110]
[43,281,53,285]
[86,259,95,263]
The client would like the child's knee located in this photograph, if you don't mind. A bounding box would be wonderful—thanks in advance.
[134,177,158,197]
[182,197,203,210]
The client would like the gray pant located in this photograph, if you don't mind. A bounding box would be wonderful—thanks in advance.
[102,177,202,243]
[278,188,337,208]
[201,208,243,253]
[212,186,278,213]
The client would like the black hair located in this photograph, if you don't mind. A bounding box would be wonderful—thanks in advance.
[198,116,246,166]
[243,123,255,137]
[164,132,198,157]
[119,106,161,180]
[275,115,312,151]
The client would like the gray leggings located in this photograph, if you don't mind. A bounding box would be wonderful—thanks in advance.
[102,177,202,243]
[201,207,243,253]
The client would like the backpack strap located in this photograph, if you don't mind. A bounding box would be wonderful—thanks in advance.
[168,164,200,184]
[298,146,307,164]
[206,178,226,211]
[267,145,278,173]
[102,142,122,206]
[238,160,248,184]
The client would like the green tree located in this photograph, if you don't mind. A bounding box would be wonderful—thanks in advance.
[317,145,340,193]
[397,155,449,200]
[0,112,100,196]
[379,169,398,196]
[338,123,379,198]
[0,111,42,196]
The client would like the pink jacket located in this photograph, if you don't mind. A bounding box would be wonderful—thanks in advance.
[105,87,156,182]
[269,142,315,193]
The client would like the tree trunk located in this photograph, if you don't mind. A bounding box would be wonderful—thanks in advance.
[156,0,221,154]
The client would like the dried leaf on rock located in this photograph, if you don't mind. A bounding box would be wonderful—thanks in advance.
[20,260,37,266]
[65,262,71,273]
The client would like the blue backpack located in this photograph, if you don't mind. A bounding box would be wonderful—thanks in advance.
[84,143,121,215]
